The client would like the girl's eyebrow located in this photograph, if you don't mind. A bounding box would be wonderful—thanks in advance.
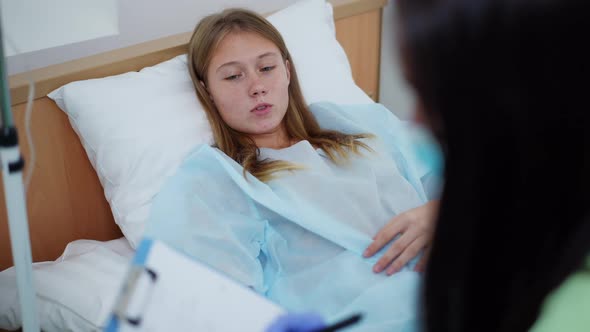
[216,52,279,73]
[257,52,278,60]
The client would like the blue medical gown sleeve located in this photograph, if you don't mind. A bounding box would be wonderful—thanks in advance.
[143,145,267,293]
[309,102,442,201]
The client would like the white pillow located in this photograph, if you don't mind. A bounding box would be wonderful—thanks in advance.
[0,238,134,332]
[268,0,372,104]
[48,0,373,248]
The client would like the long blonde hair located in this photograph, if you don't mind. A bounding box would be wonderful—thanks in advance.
[188,8,372,182]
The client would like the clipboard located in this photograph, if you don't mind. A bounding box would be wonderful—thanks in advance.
[104,238,284,331]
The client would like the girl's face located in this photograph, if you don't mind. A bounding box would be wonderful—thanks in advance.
[204,31,291,142]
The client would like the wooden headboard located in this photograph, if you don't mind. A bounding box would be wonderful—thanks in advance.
[0,0,388,271]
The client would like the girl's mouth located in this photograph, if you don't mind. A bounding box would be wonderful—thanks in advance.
[251,103,272,115]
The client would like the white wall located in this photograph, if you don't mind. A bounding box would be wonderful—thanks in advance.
[6,0,298,75]
[378,1,415,120]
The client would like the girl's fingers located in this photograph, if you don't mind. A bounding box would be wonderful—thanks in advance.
[364,216,407,258]
[385,236,428,275]
[372,228,418,273]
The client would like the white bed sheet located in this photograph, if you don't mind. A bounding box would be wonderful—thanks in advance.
[0,237,134,332]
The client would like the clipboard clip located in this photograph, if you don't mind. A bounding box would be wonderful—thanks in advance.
[113,266,158,327]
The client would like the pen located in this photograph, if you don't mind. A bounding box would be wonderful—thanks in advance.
[311,313,363,332]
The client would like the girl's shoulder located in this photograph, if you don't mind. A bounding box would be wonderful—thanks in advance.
[309,102,403,135]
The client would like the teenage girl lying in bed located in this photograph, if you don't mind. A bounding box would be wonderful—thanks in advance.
[143,8,442,332]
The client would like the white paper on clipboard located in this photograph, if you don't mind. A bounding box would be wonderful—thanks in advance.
[104,238,284,332]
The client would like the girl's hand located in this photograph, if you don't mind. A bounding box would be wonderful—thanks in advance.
[363,200,439,275]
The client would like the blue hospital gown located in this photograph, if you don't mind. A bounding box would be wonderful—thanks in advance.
[144,102,438,332]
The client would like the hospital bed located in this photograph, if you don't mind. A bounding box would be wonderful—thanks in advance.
[0,0,388,330]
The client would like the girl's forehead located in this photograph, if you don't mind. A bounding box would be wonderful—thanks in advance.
[210,31,280,66]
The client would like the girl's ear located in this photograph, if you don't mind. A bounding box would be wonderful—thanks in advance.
[199,80,207,91]
[285,59,291,83]
[200,80,214,103]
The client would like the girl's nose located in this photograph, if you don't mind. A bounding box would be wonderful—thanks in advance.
[249,77,267,97]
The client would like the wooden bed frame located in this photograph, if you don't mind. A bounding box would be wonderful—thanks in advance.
[0,0,388,271]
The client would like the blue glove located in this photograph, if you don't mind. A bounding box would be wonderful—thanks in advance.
[266,312,326,332]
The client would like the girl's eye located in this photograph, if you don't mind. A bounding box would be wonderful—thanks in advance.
[225,74,242,81]
[261,66,276,72]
